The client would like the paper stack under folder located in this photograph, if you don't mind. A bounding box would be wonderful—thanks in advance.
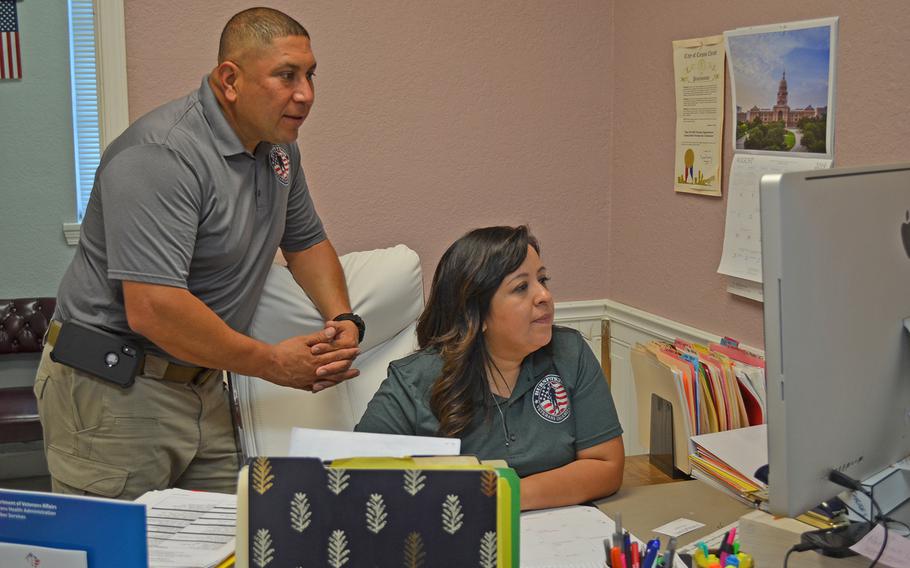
[688,425,769,507]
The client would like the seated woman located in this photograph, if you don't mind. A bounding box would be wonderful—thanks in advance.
[356,226,624,510]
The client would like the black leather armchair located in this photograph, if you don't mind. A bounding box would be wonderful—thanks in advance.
[0,298,55,444]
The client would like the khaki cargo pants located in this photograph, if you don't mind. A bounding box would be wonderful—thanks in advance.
[33,345,240,500]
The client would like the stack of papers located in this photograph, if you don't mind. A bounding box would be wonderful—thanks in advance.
[688,425,768,507]
[136,488,236,568]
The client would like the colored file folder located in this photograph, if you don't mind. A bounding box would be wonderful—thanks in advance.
[632,345,694,474]
[235,456,519,568]
[632,339,766,476]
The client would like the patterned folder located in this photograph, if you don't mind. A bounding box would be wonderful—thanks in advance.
[236,457,519,568]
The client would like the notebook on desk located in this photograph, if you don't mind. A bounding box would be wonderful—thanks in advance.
[235,456,519,568]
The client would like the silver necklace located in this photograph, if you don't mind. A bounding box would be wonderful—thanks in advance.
[489,389,511,447]
[487,363,514,447]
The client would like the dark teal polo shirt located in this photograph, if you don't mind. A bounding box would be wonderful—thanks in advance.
[356,326,623,477]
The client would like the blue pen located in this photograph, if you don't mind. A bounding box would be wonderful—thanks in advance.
[623,532,632,559]
[642,539,661,568]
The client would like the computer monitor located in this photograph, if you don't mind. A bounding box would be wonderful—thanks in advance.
[761,163,910,518]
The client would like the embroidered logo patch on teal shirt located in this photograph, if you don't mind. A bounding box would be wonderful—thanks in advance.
[531,374,571,423]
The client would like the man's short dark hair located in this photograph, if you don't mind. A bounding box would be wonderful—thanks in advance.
[218,7,309,63]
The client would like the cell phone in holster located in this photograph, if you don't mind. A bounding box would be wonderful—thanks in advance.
[50,320,144,388]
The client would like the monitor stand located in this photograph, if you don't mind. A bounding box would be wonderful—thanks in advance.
[840,458,910,524]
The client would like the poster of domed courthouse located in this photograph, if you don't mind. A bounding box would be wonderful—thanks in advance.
[726,19,837,157]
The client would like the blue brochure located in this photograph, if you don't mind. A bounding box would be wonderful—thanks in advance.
[0,488,147,567]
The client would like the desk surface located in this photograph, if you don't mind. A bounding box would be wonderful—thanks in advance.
[598,468,752,547]
[622,454,686,488]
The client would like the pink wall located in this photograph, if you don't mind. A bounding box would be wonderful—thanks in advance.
[124,1,613,305]
[609,1,910,347]
[125,2,910,349]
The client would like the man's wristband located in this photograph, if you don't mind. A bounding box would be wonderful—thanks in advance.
[332,312,365,343]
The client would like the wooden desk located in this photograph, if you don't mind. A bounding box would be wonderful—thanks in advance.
[622,454,685,488]
[616,455,910,566]
[596,479,752,548]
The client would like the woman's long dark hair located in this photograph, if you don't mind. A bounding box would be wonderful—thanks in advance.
[417,225,540,438]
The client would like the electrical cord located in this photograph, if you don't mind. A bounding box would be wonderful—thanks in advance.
[828,470,889,568]
[783,541,817,568]
[841,497,910,534]
[786,470,890,568]
[866,489,887,568]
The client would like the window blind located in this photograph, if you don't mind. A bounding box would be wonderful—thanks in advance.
[68,0,100,223]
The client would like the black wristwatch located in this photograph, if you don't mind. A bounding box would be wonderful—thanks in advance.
[333,312,365,343]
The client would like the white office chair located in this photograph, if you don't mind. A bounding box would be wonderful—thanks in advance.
[230,245,424,457]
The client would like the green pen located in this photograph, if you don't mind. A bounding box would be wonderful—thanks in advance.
[733,541,740,555]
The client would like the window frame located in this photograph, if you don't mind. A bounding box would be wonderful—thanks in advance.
[63,0,128,245]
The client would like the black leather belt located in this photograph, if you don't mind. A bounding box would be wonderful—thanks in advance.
[47,321,219,385]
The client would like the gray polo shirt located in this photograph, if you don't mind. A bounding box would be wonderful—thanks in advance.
[55,77,326,361]
[356,326,623,478]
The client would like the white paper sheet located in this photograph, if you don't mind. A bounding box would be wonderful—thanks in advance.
[849,524,910,568]
[288,427,460,461]
[717,154,832,282]
[652,518,705,538]
[520,505,620,568]
[689,424,768,486]
[726,276,763,302]
[135,488,236,568]
[734,366,767,419]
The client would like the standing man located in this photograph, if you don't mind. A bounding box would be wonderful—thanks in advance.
[34,7,365,499]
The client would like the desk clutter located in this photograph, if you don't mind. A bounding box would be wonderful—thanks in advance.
[1,456,520,568]
[631,337,766,481]
[605,516,753,568]
[5,462,723,568]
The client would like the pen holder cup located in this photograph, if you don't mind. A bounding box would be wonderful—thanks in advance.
[692,548,754,568]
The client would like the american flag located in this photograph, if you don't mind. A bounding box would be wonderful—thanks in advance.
[1,0,22,80]
[540,380,569,416]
